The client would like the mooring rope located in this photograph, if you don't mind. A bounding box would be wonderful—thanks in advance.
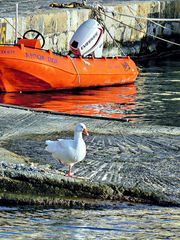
[99,10,180,48]
[126,5,179,35]
[115,14,180,22]
[102,23,126,56]
[68,56,81,84]
[90,6,126,55]
[0,17,23,38]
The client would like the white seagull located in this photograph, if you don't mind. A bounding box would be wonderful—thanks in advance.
[45,123,89,177]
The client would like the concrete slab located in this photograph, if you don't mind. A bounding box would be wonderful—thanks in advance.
[0,105,179,206]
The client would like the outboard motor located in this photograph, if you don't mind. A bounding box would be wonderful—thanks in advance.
[69,19,104,58]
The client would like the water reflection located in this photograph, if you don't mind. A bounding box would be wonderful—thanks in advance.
[0,84,137,120]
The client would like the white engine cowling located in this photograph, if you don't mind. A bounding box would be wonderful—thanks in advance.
[69,19,104,58]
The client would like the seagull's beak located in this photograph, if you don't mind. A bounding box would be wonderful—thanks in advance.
[83,127,89,136]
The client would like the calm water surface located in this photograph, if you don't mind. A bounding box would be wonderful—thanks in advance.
[0,58,180,126]
[0,204,180,239]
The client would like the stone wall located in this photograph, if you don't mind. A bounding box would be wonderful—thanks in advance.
[0,0,179,55]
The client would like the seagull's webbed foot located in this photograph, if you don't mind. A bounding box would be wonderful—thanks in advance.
[65,164,74,177]
[65,171,74,177]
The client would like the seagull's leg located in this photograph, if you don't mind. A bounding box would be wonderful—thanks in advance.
[57,158,64,165]
[65,164,74,177]
[53,159,65,175]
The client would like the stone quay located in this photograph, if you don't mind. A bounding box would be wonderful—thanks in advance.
[0,0,180,56]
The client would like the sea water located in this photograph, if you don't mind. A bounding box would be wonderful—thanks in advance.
[0,204,180,239]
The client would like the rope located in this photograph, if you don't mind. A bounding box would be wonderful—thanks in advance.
[90,6,126,55]
[148,19,178,34]
[127,5,145,32]
[126,5,179,35]
[103,24,126,56]
[105,10,180,22]
[68,56,80,84]
[0,17,23,38]
[100,10,180,48]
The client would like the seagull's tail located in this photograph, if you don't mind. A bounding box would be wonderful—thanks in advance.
[45,140,56,153]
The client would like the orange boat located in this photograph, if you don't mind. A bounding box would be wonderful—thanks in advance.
[0,27,138,92]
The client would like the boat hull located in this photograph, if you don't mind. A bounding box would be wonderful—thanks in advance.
[0,45,138,92]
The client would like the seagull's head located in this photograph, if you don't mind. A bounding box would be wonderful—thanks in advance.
[75,123,89,136]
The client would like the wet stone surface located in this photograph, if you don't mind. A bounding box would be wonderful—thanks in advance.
[1,132,179,183]
[0,106,180,206]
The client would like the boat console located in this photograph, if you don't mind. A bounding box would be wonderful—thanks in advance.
[17,29,45,48]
